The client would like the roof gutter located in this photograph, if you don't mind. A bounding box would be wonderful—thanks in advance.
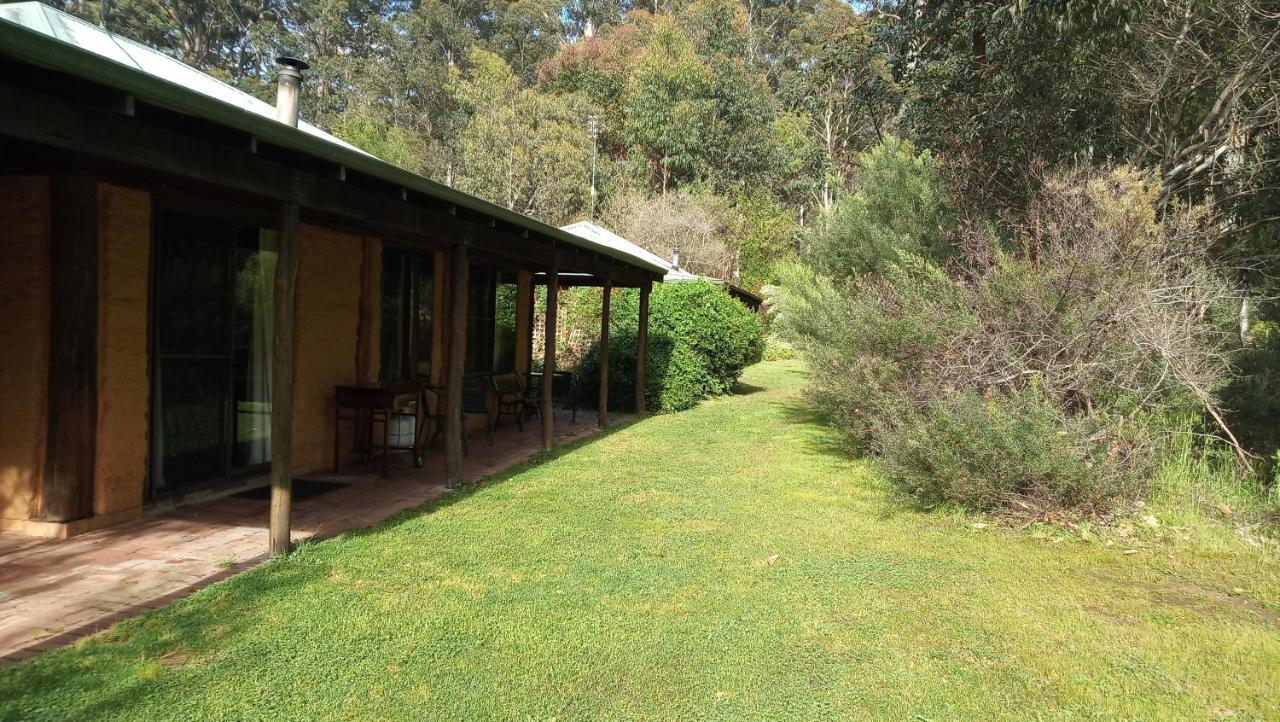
[0,19,670,276]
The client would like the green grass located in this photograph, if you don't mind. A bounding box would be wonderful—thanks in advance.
[3,361,1278,720]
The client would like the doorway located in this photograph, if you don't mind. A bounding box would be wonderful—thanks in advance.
[150,207,279,496]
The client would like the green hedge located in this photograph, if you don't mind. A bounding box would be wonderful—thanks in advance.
[578,281,764,413]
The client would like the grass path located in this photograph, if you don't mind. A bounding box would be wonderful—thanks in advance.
[2,361,1278,720]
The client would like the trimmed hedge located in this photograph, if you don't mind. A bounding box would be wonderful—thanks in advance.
[578,281,764,413]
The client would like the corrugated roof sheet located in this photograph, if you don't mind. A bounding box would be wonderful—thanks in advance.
[0,2,364,153]
[0,2,670,276]
[560,220,732,284]
[560,221,674,272]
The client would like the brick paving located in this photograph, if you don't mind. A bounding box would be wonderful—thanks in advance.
[0,411,615,665]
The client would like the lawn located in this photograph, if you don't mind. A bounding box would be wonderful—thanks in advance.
[2,360,1278,720]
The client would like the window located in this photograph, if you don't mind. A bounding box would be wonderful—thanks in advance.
[465,266,495,373]
[380,247,433,383]
[494,278,519,371]
[383,257,514,379]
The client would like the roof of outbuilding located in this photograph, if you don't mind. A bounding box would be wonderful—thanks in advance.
[559,221,674,272]
[559,220,763,303]
[0,2,670,276]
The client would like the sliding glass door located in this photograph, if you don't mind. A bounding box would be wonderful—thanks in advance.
[151,208,278,496]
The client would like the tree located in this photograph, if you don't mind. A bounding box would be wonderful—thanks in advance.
[454,49,597,223]
[492,0,566,85]
[620,20,717,191]
[782,7,900,215]
[811,136,954,282]
[890,0,1130,214]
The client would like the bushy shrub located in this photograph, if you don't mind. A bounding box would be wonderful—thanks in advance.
[876,389,1151,514]
[809,136,955,282]
[1222,326,1280,481]
[578,280,764,413]
[778,165,1242,518]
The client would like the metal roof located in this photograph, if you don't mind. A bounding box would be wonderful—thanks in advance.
[559,221,675,273]
[559,221,762,303]
[0,2,669,276]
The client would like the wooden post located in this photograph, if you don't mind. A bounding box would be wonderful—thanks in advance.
[541,261,558,450]
[445,246,468,488]
[525,278,537,378]
[268,202,300,556]
[598,280,611,428]
[513,271,533,385]
[635,281,651,415]
[42,174,98,522]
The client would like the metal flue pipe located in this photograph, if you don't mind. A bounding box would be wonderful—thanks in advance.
[274,56,309,128]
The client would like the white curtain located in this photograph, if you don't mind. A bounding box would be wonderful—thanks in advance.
[243,229,278,465]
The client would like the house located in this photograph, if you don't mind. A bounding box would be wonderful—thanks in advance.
[0,3,666,552]
[560,221,764,312]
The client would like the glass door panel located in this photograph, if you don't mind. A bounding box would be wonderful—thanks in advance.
[412,254,433,379]
[153,209,276,495]
[154,212,232,489]
[231,229,277,469]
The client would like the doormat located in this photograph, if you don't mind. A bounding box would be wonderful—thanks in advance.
[233,479,349,502]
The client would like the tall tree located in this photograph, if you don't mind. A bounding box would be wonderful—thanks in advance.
[454,49,597,222]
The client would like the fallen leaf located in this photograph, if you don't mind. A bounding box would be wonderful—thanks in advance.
[764,554,779,566]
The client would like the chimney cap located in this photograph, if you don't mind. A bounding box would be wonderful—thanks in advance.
[276,56,310,72]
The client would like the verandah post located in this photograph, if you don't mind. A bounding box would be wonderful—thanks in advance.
[598,279,611,429]
[268,202,299,556]
[635,280,651,416]
[445,245,468,489]
[541,259,559,450]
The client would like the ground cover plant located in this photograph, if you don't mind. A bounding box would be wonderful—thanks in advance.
[1,361,1277,720]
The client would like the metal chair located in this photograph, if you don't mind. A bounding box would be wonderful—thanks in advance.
[490,372,526,434]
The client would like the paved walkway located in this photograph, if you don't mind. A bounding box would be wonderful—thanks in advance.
[0,412,615,665]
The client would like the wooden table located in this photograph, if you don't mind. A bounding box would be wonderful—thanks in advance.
[334,382,441,477]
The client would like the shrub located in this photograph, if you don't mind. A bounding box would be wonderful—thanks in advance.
[1221,326,1280,481]
[578,280,764,413]
[809,136,955,282]
[778,166,1242,518]
[876,388,1150,515]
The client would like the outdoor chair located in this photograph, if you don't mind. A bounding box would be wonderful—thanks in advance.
[460,374,491,453]
[523,373,541,421]
[490,372,526,434]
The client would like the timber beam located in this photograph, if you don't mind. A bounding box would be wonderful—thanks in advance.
[0,78,653,284]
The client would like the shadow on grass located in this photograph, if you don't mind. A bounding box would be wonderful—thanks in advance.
[0,548,333,719]
[775,397,858,459]
[770,396,942,523]
[0,415,648,709]
[339,414,648,541]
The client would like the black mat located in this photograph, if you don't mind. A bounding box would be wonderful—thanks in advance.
[232,479,348,501]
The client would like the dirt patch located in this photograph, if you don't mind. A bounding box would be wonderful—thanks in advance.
[1084,604,1140,626]
[1147,580,1280,627]
[156,650,191,667]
